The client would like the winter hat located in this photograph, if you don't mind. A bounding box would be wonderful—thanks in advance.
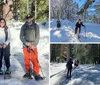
[26,14,33,19]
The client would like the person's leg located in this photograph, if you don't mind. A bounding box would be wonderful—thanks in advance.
[30,48,40,76]
[67,68,69,77]
[0,48,3,69]
[23,47,33,79]
[70,69,72,77]
[30,48,44,80]
[75,27,78,34]
[79,28,81,34]
[3,44,10,70]
[77,28,80,38]
[0,48,3,74]
[23,47,31,73]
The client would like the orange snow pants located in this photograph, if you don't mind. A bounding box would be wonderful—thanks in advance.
[23,47,40,76]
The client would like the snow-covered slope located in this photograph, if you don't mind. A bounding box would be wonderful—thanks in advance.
[0,20,49,85]
[50,63,100,85]
[50,19,100,42]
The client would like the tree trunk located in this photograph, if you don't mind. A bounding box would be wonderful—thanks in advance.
[2,0,13,21]
[35,0,37,22]
[67,44,72,60]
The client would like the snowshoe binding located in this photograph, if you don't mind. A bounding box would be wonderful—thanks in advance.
[23,68,33,79]
[0,69,3,75]
[4,68,11,79]
[5,68,11,75]
[23,73,33,79]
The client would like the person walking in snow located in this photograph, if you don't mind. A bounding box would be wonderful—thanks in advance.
[0,18,11,75]
[20,14,43,81]
[56,20,61,28]
[75,19,85,38]
[66,57,73,78]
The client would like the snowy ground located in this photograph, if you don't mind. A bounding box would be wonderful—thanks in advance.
[50,19,100,42]
[0,20,49,85]
[50,63,100,85]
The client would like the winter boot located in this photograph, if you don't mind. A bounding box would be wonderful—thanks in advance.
[35,75,44,81]
[0,69,3,75]
[5,68,11,75]
[23,73,33,79]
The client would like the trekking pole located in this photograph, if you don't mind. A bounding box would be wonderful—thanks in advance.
[38,60,45,78]
[29,47,45,78]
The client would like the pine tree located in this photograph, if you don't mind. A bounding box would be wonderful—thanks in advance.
[50,0,79,21]
[0,0,48,22]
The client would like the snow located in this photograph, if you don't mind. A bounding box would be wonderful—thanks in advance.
[50,63,66,76]
[50,19,100,42]
[50,63,100,85]
[0,20,49,85]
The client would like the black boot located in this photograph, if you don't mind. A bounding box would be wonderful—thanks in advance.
[5,68,11,75]
[23,73,33,79]
[35,75,44,81]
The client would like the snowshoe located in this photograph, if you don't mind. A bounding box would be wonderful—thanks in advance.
[35,75,45,81]
[23,73,33,79]
[29,68,45,80]
[66,76,69,79]
[0,69,3,75]
[4,73,11,79]
[66,75,71,79]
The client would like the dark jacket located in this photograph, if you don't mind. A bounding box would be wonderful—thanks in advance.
[20,21,40,47]
[57,20,61,28]
[75,22,85,28]
[66,59,73,69]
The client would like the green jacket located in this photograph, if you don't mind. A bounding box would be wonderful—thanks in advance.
[20,22,40,47]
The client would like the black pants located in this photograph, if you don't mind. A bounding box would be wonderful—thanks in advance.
[67,68,72,77]
[75,27,81,34]
[0,44,10,69]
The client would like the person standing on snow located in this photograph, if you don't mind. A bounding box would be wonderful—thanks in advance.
[66,57,73,78]
[0,18,11,75]
[56,19,61,28]
[20,14,43,81]
[75,19,85,38]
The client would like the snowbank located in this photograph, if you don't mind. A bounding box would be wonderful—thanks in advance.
[50,63,100,85]
[50,19,100,42]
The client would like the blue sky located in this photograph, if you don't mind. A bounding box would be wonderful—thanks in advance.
[73,0,99,15]
[73,0,99,8]
[73,0,86,8]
